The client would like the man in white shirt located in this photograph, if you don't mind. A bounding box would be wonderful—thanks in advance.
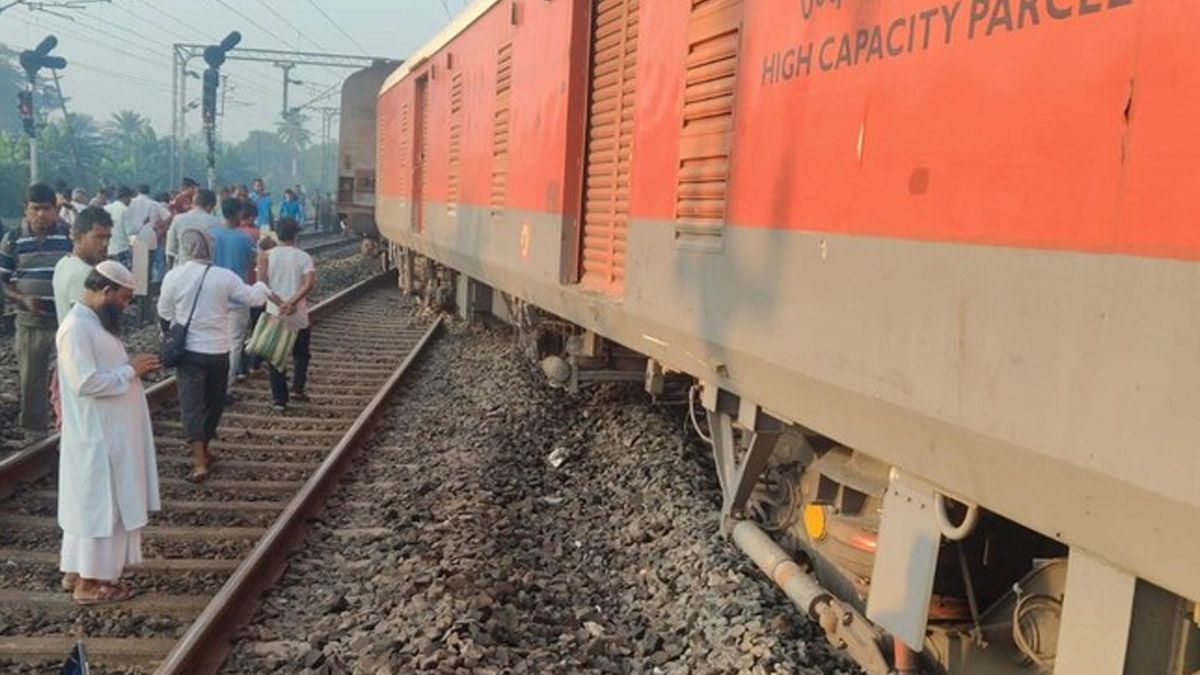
[164,188,219,268]
[260,217,316,410]
[123,184,171,298]
[89,189,109,209]
[158,230,280,482]
[57,260,161,604]
[104,187,134,267]
[59,188,88,226]
[53,207,114,324]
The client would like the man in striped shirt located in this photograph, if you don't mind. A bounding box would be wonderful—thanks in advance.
[0,183,73,438]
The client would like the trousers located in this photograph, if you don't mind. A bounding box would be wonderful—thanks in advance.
[268,328,311,406]
[15,320,55,434]
[176,351,230,443]
[243,306,264,373]
[227,307,251,392]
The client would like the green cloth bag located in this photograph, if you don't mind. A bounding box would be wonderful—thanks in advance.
[245,313,298,371]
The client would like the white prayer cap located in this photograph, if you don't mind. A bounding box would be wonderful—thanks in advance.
[95,259,136,290]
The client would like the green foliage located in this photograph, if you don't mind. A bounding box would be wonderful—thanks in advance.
[0,108,337,220]
[0,44,340,222]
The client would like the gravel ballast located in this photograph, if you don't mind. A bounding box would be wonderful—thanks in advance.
[222,319,859,675]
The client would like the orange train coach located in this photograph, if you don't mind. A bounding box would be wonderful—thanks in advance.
[373,1,1200,673]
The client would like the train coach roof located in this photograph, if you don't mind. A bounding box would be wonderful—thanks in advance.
[380,0,501,96]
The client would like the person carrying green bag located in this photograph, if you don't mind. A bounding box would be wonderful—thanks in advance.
[254,217,316,411]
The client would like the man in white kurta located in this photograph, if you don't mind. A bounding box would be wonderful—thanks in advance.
[56,260,161,604]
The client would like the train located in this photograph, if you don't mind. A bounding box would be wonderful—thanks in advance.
[336,60,397,239]
[350,1,1200,673]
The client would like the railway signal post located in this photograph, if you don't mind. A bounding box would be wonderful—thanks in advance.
[201,31,241,189]
[17,35,66,183]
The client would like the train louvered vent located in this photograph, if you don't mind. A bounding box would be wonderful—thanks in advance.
[377,101,410,208]
[580,0,639,295]
[448,72,465,218]
[492,43,513,213]
[399,102,411,192]
[675,0,743,251]
[416,81,430,232]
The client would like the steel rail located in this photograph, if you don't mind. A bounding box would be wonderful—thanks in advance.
[0,269,397,501]
[155,313,442,674]
[303,236,361,256]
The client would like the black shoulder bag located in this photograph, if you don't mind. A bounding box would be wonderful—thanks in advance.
[160,265,211,368]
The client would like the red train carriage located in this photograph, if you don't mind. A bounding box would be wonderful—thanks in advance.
[374,1,1200,673]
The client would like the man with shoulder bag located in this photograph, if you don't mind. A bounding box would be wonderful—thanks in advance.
[157,230,281,483]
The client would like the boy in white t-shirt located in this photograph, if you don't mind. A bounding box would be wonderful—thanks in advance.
[258,217,316,410]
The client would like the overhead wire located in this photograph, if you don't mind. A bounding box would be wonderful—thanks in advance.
[208,0,350,108]
[109,0,284,104]
[113,0,194,43]
[17,11,171,79]
[19,0,359,141]
[128,0,213,40]
[23,8,165,61]
[290,79,343,111]
[254,0,326,52]
[211,0,302,51]
[302,0,369,56]
[69,61,174,96]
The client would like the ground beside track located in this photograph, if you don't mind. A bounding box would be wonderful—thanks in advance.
[223,319,860,675]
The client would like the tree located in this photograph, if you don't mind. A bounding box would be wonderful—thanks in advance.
[0,51,340,222]
[0,130,30,217]
[276,111,312,150]
[276,110,312,184]
[107,110,151,163]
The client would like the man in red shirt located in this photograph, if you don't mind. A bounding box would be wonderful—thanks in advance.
[235,202,261,283]
[236,202,266,379]
[169,177,198,216]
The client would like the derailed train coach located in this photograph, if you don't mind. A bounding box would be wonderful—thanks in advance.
[374,0,1200,673]
[337,61,398,238]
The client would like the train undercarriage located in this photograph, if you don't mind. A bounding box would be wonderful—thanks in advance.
[394,247,1200,675]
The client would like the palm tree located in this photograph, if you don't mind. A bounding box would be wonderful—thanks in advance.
[276,111,312,149]
[276,111,312,183]
[108,110,150,163]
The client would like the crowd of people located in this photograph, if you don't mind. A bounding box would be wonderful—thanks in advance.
[0,177,322,604]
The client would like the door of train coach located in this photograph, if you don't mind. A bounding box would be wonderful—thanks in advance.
[577,0,640,296]
[412,74,430,233]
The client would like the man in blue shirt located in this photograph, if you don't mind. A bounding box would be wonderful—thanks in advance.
[279,188,304,225]
[250,178,273,231]
[209,198,258,401]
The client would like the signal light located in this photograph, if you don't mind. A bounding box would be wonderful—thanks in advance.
[16,91,34,137]
[202,68,219,124]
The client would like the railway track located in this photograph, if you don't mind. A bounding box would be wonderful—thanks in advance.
[0,271,441,674]
[298,233,359,256]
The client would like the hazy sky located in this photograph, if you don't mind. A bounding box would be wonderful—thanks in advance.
[0,0,468,141]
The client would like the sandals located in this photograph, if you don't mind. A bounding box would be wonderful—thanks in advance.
[61,573,78,592]
[73,583,136,606]
[188,455,218,483]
